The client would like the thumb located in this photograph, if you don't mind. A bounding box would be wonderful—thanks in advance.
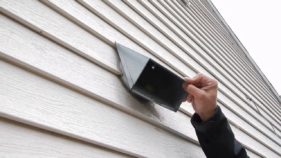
[187,84,204,98]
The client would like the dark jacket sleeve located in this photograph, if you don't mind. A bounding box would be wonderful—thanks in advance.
[191,106,248,158]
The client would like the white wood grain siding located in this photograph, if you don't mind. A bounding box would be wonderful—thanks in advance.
[0,14,199,143]
[1,0,279,151]
[190,0,281,135]
[172,0,281,115]
[42,0,275,139]
[136,0,281,135]
[1,0,277,148]
[165,0,281,131]
[0,14,269,157]
[0,118,130,158]
[0,60,205,158]
[120,0,281,144]
[171,0,278,131]
[192,0,236,48]
[0,0,280,157]
[105,0,281,146]
[148,0,281,131]
[159,1,278,124]
[192,0,281,108]
[190,0,281,113]
[192,0,281,136]
[189,0,265,86]
[190,1,281,131]
[0,60,262,158]
[130,0,281,141]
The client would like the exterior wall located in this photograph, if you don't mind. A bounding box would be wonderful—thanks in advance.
[0,0,280,157]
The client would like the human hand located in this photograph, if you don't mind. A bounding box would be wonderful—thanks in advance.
[182,74,218,121]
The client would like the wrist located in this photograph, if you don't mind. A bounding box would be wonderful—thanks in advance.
[198,107,217,122]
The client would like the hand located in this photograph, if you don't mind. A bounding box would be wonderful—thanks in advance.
[182,74,218,121]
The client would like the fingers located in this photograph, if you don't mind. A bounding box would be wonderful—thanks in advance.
[182,74,216,103]
[182,75,199,88]
[185,74,204,86]
[201,80,218,91]
[182,74,204,101]
[184,74,217,88]
[186,84,204,98]
[183,74,204,90]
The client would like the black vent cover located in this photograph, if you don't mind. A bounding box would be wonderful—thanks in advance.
[116,43,187,112]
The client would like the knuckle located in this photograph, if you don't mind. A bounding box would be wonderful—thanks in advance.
[187,85,192,91]
[213,80,218,86]
[197,92,205,99]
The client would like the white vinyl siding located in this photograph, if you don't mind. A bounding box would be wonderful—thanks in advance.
[0,118,130,158]
[0,0,280,157]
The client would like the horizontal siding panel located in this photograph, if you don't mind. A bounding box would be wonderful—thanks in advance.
[190,0,281,138]
[179,0,280,137]
[0,118,130,158]
[132,0,281,134]
[107,0,281,141]
[0,0,278,149]
[0,0,272,146]
[0,0,280,157]
[0,60,262,158]
[0,0,258,141]
[0,0,120,75]
[0,13,276,157]
[170,0,281,117]
[192,0,281,108]
[190,0,271,92]
[122,0,281,135]
[189,0,281,115]
[146,0,281,131]
[193,0,240,51]
[104,0,281,147]
[0,60,205,158]
[91,0,281,135]
[120,0,281,144]
[0,14,198,144]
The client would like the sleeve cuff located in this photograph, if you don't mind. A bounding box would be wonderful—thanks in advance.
[191,106,226,134]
